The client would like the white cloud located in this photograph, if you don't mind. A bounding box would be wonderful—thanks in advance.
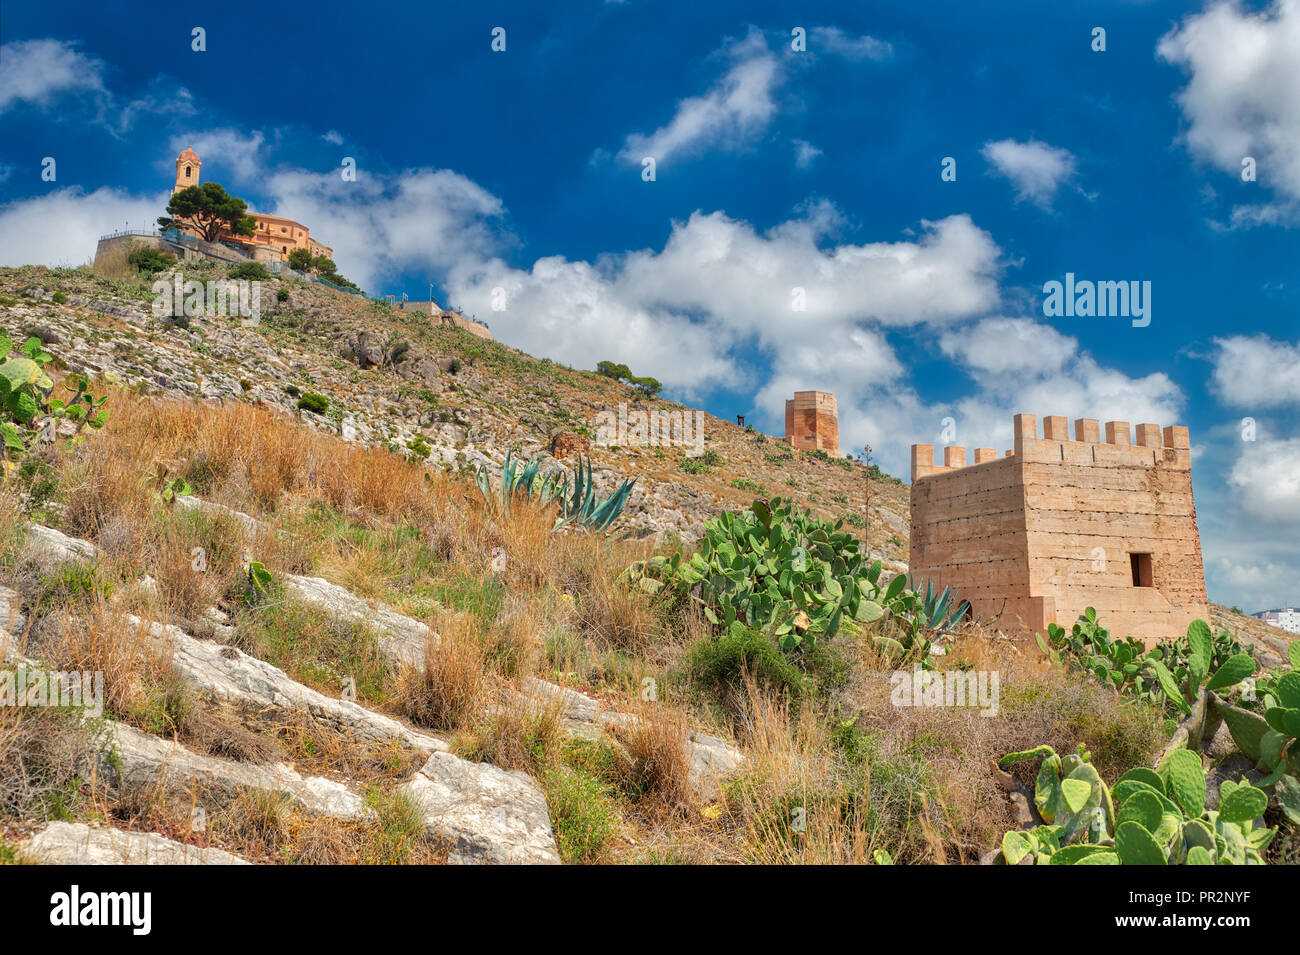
[935,315,1184,454]
[261,166,508,291]
[981,138,1078,209]
[1208,554,1297,612]
[0,38,105,114]
[117,79,195,134]
[1227,436,1300,525]
[793,139,822,169]
[808,27,893,61]
[445,209,1003,405]
[1159,0,1300,207]
[1209,334,1300,407]
[322,130,344,146]
[939,316,1076,375]
[0,186,169,267]
[617,29,781,165]
[167,129,268,184]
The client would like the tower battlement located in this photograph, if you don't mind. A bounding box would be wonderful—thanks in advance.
[910,415,1191,482]
[909,412,1208,646]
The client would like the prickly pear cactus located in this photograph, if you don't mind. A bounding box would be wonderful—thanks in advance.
[996,744,1274,865]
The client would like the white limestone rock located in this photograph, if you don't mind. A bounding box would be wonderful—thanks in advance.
[128,614,446,755]
[399,751,560,865]
[283,573,432,667]
[104,721,366,820]
[21,821,248,865]
[521,677,743,798]
[26,524,101,564]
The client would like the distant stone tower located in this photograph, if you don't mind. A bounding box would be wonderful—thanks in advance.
[909,413,1210,646]
[173,147,201,195]
[783,391,838,452]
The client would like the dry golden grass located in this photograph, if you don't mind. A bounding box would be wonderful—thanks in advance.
[392,615,488,733]
[453,689,566,776]
[614,693,694,814]
[0,385,1175,865]
[725,677,883,864]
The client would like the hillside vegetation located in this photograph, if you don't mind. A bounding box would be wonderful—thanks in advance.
[0,263,1295,866]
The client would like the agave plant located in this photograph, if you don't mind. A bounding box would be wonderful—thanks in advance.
[873,576,970,661]
[557,454,636,531]
[475,451,634,532]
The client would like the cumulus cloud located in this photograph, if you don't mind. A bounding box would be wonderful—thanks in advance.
[981,138,1078,209]
[1227,436,1300,525]
[1209,334,1300,407]
[0,38,105,114]
[0,186,169,267]
[939,316,1076,375]
[167,129,268,184]
[1208,553,1297,611]
[261,166,508,291]
[1159,0,1300,211]
[617,29,782,165]
[445,209,1002,402]
[808,27,893,61]
[935,315,1184,454]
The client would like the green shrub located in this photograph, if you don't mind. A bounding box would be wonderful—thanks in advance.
[296,392,329,415]
[679,449,722,475]
[687,623,808,704]
[228,262,270,281]
[127,246,177,275]
[545,756,621,863]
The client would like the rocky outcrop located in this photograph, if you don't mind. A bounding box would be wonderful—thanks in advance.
[549,431,591,460]
[21,822,249,865]
[399,751,560,865]
[283,574,433,667]
[26,524,101,564]
[173,494,267,537]
[520,677,743,798]
[103,720,367,820]
[128,614,447,755]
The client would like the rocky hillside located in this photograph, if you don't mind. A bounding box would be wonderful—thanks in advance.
[0,264,909,566]
[1,261,1294,868]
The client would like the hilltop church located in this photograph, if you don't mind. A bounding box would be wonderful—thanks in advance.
[170,147,333,263]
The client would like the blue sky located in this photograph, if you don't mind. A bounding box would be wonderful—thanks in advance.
[0,0,1296,611]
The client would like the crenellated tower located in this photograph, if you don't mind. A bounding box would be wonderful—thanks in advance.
[909,413,1208,645]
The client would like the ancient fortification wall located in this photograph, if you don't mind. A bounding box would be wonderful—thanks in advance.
[910,413,1209,645]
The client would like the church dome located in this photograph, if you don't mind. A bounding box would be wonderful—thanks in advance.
[177,147,200,164]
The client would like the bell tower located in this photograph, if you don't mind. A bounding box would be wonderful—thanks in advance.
[173,147,201,195]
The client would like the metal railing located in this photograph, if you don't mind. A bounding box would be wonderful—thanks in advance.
[98,228,161,241]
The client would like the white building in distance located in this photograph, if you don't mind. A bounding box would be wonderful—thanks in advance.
[1255,608,1300,634]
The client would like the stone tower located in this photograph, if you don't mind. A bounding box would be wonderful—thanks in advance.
[174,147,201,195]
[909,413,1209,646]
[783,391,838,453]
